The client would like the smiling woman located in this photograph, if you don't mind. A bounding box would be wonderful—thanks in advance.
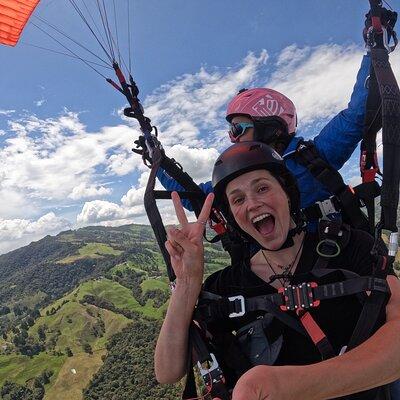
[212,141,302,252]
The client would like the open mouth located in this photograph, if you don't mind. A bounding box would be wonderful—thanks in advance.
[252,213,275,236]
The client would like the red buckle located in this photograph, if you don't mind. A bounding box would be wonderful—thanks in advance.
[362,168,379,183]
[360,151,380,183]
[210,208,227,235]
[278,282,320,312]
[211,222,226,235]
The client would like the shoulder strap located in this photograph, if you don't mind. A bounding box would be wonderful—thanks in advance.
[294,141,371,232]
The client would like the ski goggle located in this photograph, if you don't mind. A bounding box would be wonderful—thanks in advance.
[228,122,255,142]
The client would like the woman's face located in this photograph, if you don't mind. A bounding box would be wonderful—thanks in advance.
[225,169,291,250]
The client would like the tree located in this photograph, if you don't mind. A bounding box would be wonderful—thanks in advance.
[20,321,29,331]
[0,306,10,316]
[83,342,93,355]
[38,326,46,342]
[65,347,73,357]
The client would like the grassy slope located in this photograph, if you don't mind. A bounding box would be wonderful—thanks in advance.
[43,350,106,400]
[0,353,66,388]
[141,279,169,293]
[58,242,123,264]
[0,224,226,398]
[0,275,168,396]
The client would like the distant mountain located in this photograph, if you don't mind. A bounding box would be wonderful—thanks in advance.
[0,224,229,400]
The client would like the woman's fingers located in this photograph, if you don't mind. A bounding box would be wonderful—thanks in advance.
[167,227,191,251]
[197,193,215,226]
[171,191,189,228]
[165,240,182,260]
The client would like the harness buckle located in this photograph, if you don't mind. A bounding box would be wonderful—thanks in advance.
[316,196,340,219]
[197,353,225,386]
[228,295,245,318]
[278,282,320,312]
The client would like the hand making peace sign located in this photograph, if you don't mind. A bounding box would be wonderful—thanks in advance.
[165,191,214,284]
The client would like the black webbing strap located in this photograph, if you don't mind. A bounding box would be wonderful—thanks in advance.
[362,2,400,233]
[182,333,197,399]
[347,255,391,351]
[359,37,384,233]
[197,293,307,336]
[183,322,231,400]
[371,47,400,232]
[294,141,370,232]
[298,310,336,359]
[144,147,176,281]
[144,149,239,281]
[295,141,347,193]
[197,272,389,362]
[197,292,336,359]
[353,181,381,234]
[197,276,388,323]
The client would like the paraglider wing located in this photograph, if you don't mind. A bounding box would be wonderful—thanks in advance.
[0,0,40,46]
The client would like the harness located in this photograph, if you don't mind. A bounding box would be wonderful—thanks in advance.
[192,222,392,399]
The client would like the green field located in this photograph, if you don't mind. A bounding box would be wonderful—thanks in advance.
[0,223,225,399]
[0,271,168,399]
[110,260,149,275]
[58,242,123,264]
[0,353,66,390]
[44,350,106,400]
[141,278,169,293]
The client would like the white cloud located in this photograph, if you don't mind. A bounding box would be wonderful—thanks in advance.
[0,109,15,116]
[267,45,400,130]
[0,188,36,219]
[145,50,269,148]
[0,212,71,254]
[35,99,46,107]
[165,145,218,182]
[76,199,144,225]
[106,152,140,176]
[68,183,112,200]
[269,44,365,125]
[1,113,141,204]
[121,186,146,208]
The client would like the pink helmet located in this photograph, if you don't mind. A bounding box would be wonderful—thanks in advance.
[226,88,297,134]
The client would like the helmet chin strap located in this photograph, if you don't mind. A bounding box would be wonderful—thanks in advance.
[261,219,306,252]
[253,122,291,156]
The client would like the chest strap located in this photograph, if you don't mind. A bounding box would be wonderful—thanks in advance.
[197,275,389,360]
[197,276,388,323]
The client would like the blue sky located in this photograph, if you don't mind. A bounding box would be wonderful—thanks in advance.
[0,0,399,253]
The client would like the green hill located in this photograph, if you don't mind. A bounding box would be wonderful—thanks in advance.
[0,224,229,399]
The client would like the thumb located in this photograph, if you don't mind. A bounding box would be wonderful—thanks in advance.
[232,381,261,400]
